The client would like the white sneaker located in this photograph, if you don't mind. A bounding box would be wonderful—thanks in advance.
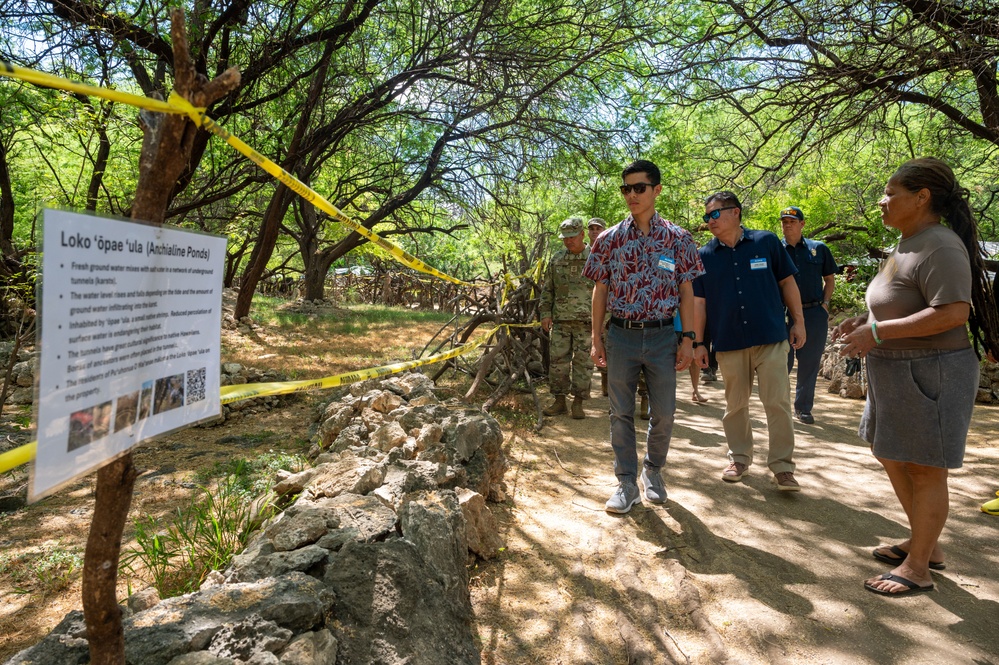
[605,481,641,514]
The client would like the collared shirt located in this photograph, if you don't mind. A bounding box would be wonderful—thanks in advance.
[782,236,837,304]
[693,227,797,352]
[582,212,704,320]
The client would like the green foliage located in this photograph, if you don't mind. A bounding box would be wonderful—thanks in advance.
[4,0,998,303]
[829,274,867,315]
[249,296,455,333]
[0,542,84,595]
[120,451,306,598]
[192,449,308,495]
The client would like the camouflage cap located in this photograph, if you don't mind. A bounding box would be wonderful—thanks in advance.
[587,217,606,230]
[558,216,585,238]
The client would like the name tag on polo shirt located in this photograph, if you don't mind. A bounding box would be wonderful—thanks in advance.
[658,255,676,272]
[750,257,768,270]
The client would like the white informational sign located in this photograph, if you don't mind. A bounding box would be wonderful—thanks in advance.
[31,209,227,501]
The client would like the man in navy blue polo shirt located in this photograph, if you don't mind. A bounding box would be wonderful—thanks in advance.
[692,192,806,491]
[780,206,837,425]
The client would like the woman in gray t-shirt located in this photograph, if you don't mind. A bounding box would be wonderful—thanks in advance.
[833,157,999,597]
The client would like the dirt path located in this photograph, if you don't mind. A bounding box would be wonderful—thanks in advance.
[471,372,999,665]
[3,364,997,664]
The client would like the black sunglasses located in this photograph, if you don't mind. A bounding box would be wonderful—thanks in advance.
[702,206,739,222]
[619,182,654,195]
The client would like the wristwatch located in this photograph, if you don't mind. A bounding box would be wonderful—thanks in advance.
[680,331,696,341]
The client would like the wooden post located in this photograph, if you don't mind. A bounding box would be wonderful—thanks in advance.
[81,10,239,664]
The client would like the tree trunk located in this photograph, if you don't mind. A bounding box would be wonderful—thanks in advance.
[82,456,138,665]
[234,40,334,319]
[235,183,293,318]
[298,200,328,301]
[0,136,15,256]
[80,10,239,664]
[302,263,328,301]
[80,97,114,212]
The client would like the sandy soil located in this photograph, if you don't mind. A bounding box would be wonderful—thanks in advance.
[471,371,999,665]
[2,364,998,664]
[0,396,322,661]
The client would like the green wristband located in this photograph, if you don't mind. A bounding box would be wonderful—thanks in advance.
[871,321,883,345]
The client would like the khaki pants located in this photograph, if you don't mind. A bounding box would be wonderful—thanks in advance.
[716,341,795,473]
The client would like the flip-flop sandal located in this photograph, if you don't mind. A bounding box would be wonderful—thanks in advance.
[982,497,999,515]
[864,572,934,596]
[872,545,945,570]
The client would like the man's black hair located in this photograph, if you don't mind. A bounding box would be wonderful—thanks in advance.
[622,160,661,187]
[705,191,742,218]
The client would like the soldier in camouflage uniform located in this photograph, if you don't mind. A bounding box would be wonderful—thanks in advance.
[540,217,594,419]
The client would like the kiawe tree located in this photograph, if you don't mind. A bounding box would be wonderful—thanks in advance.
[3,0,656,314]
[669,0,999,171]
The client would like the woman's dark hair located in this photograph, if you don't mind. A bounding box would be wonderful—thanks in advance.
[892,157,999,358]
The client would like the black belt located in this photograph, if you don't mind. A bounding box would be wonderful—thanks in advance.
[801,301,824,309]
[609,316,673,330]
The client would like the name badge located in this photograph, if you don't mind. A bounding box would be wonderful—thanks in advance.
[750,257,768,270]
[658,255,676,272]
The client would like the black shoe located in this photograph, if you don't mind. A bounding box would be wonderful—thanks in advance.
[795,411,814,424]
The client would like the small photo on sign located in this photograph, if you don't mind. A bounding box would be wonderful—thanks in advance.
[153,374,185,414]
[138,381,153,420]
[114,390,140,432]
[67,400,113,452]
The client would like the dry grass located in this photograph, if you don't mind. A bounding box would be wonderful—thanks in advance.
[0,299,476,661]
[223,299,464,380]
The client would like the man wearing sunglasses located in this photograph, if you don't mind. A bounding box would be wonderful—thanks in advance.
[692,192,806,491]
[583,160,704,513]
[588,216,651,417]
[780,206,837,425]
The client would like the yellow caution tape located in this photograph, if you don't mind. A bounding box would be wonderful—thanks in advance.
[0,327,501,474]
[0,61,472,288]
[0,64,532,474]
[500,259,546,308]
[0,441,36,476]
[499,272,514,309]
[0,61,177,114]
[220,330,490,403]
[169,93,473,287]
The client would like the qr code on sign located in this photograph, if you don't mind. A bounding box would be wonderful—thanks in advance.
[186,367,207,404]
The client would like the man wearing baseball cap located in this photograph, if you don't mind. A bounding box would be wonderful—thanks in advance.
[780,206,837,425]
[586,217,606,245]
[540,216,594,419]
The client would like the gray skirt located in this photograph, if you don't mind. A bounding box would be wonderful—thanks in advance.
[859,347,979,468]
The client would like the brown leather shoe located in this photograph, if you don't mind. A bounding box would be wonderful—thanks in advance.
[722,462,748,482]
[571,396,585,419]
[543,395,567,416]
[772,471,801,492]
